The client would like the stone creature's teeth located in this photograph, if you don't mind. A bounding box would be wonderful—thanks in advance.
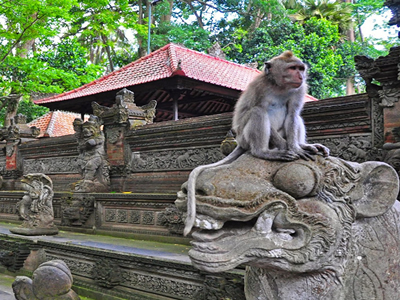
[194,215,224,230]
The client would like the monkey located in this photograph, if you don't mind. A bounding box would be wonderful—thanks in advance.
[183,51,329,236]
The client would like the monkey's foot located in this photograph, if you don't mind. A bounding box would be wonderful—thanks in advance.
[301,143,330,157]
[253,149,299,161]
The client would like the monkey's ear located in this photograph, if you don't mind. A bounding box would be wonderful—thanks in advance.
[263,62,272,74]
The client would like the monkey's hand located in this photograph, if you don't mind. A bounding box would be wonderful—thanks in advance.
[300,143,330,158]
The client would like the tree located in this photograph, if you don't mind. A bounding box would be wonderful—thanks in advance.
[217,17,348,99]
[0,0,76,126]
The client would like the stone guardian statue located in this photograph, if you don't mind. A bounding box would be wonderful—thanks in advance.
[11,173,58,236]
[176,154,400,299]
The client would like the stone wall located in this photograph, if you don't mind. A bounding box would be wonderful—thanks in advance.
[0,91,394,238]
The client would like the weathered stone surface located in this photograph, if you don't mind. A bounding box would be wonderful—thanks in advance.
[176,154,400,300]
[12,259,80,300]
[11,173,58,236]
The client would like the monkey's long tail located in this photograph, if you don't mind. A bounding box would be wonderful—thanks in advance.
[183,146,245,236]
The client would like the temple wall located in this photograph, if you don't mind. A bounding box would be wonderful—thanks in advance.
[0,92,392,238]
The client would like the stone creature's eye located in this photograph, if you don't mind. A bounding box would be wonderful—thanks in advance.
[272,163,318,198]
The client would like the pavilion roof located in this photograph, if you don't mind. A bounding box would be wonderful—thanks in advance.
[34,43,316,121]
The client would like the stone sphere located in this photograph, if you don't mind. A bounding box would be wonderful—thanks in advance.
[32,260,73,298]
[273,163,317,198]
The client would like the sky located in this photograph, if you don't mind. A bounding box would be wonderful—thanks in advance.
[361,10,398,39]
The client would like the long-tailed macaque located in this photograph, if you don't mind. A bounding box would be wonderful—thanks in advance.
[183,51,329,236]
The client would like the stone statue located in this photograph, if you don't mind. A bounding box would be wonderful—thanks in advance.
[175,154,400,300]
[12,260,80,300]
[11,173,58,236]
[72,115,110,192]
[383,127,400,191]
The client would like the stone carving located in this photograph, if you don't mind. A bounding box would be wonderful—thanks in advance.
[354,55,379,85]
[309,134,382,163]
[24,157,80,174]
[131,147,225,171]
[92,88,157,128]
[385,0,400,27]
[11,173,58,236]
[175,154,400,299]
[201,274,245,300]
[220,130,237,156]
[72,115,110,192]
[61,194,95,226]
[0,114,40,142]
[12,259,80,300]
[383,126,400,197]
[92,259,122,288]
[159,204,185,234]
[378,87,400,107]
[0,239,31,272]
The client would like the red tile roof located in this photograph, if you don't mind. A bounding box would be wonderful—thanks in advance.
[28,111,88,137]
[34,43,316,105]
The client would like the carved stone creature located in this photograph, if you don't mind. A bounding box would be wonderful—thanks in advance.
[175,154,400,300]
[11,173,58,236]
[72,115,110,192]
[12,260,80,300]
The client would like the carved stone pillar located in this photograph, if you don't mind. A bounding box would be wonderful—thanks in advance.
[355,47,400,144]
[0,114,39,189]
[92,88,157,191]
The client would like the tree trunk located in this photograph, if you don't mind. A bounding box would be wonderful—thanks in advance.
[3,94,22,127]
[344,0,355,95]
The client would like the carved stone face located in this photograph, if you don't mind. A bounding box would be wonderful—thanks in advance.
[175,154,399,274]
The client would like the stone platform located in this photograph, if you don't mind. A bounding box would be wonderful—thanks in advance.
[0,222,245,300]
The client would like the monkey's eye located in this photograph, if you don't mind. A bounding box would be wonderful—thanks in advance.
[299,66,305,71]
[289,66,297,70]
[272,163,319,199]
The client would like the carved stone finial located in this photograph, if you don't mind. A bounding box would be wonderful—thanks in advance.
[176,154,400,299]
[92,88,157,128]
[10,173,58,236]
[12,260,80,300]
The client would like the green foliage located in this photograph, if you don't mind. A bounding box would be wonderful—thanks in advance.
[153,23,213,52]
[0,0,395,120]
[219,17,348,99]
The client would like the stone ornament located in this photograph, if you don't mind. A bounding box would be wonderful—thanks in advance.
[12,259,80,300]
[61,194,95,226]
[72,115,110,192]
[175,154,400,300]
[220,130,237,156]
[11,173,58,236]
[92,88,157,128]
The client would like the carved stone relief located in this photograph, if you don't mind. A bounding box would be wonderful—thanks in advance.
[24,157,80,174]
[0,239,31,272]
[92,259,122,288]
[130,147,225,172]
[378,87,400,107]
[159,204,185,235]
[61,194,95,226]
[309,134,382,162]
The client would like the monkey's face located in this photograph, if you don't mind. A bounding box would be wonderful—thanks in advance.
[282,63,306,89]
[175,154,398,274]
